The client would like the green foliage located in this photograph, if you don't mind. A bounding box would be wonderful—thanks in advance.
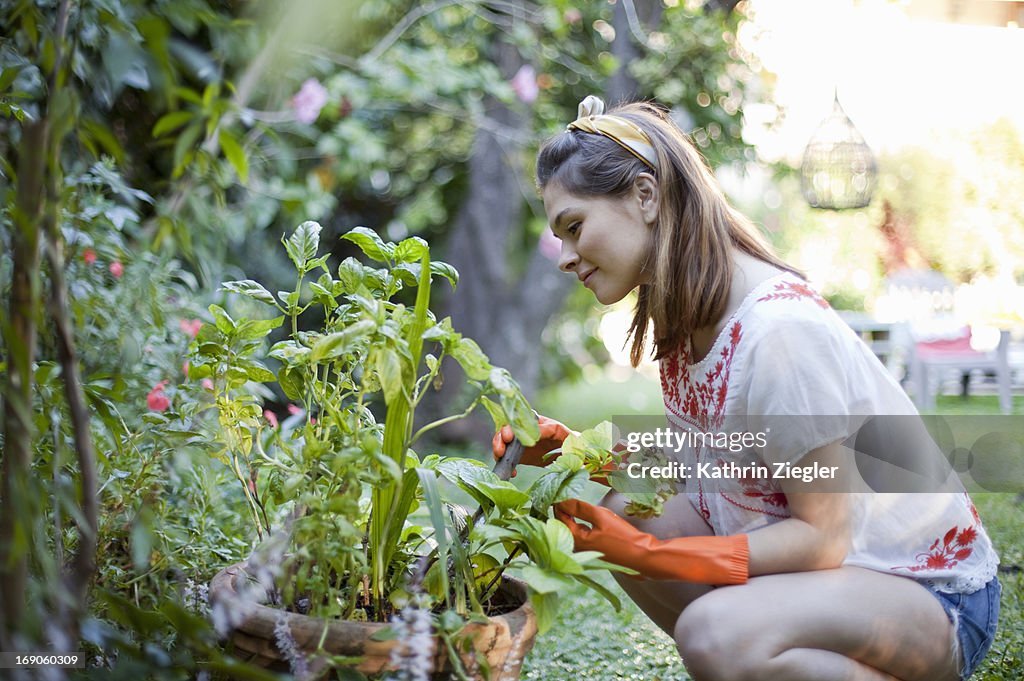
[177,223,648,678]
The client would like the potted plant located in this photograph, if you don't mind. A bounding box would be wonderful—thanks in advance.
[191,223,629,679]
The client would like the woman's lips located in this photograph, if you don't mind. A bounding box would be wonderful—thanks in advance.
[582,269,596,287]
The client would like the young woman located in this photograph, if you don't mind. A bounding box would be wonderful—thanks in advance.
[493,97,1000,681]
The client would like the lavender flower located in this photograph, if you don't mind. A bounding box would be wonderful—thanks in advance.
[182,578,210,614]
[274,613,311,680]
[385,604,435,681]
[291,78,329,124]
[211,533,285,637]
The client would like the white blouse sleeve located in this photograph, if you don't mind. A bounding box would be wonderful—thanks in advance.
[737,311,872,467]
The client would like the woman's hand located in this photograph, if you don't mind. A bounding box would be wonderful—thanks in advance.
[554,499,749,584]
[492,414,574,472]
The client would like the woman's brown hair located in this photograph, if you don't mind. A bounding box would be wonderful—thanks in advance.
[536,101,799,367]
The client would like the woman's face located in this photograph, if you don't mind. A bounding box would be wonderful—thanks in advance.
[542,176,658,305]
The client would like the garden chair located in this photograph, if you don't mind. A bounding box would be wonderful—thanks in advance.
[909,325,1012,414]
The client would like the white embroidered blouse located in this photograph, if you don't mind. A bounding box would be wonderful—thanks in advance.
[657,273,999,594]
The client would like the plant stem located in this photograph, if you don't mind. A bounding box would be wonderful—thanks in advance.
[482,546,522,598]
[408,398,480,446]
[232,455,265,541]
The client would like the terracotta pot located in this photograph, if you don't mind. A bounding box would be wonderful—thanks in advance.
[209,561,538,680]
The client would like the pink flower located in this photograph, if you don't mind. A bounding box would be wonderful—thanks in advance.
[109,261,124,278]
[182,361,190,377]
[83,248,97,265]
[287,404,302,415]
[564,8,582,24]
[147,381,170,412]
[201,378,214,391]
[510,65,538,104]
[537,229,560,262]
[179,318,202,338]
[264,409,279,428]
[291,78,329,125]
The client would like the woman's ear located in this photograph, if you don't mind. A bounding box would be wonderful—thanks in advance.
[633,172,659,225]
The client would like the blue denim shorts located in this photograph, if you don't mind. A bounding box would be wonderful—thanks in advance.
[922,576,1001,680]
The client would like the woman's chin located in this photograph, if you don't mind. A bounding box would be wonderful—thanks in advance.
[593,288,628,306]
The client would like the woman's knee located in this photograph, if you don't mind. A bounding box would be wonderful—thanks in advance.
[674,592,766,681]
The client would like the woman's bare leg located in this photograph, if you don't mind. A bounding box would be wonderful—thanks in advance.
[598,490,715,635]
[674,566,959,681]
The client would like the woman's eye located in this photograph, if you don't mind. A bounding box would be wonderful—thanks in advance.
[567,222,580,236]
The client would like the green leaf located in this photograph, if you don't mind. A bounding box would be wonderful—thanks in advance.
[451,338,491,381]
[374,346,404,406]
[221,279,277,306]
[130,513,153,571]
[574,574,623,611]
[473,479,530,511]
[172,121,202,177]
[152,110,194,138]
[269,340,310,365]
[218,128,248,183]
[417,468,450,605]
[341,226,393,262]
[529,590,560,634]
[285,221,322,272]
[430,261,459,290]
[518,565,574,595]
[235,316,285,340]
[279,366,304,401]
[0,65,23,93]
[241,360,276,383]
[394,236,428,263]
[531,469,588,513]
[562,421,614,458]
[337,257,364,292]
[208,304,235,334]
[309,319,375,362]
[490,368,539,446]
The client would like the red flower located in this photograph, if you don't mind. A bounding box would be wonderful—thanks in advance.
[83,248,97,265]
[146,380,170,412]
[956,527,978,546]
[109,261,124,278]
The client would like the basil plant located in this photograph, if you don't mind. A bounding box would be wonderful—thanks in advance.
[186,222,628,639]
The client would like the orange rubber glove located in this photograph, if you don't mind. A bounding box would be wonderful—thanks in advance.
[492,414,573,471]
[554,499,749,585]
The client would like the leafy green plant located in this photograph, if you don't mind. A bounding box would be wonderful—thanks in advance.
[186,222,632,663]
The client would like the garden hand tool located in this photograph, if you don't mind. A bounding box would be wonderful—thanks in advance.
[554,498,749,585]
[492,414,573,470]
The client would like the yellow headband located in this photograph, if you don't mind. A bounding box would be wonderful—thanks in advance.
[567,95,657,170]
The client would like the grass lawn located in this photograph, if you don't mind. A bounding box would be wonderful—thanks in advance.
[520,374,1024,680]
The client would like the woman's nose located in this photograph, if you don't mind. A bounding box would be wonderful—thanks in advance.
[558,242,578,273]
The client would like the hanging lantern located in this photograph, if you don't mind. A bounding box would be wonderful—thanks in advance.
[800,94,877,210]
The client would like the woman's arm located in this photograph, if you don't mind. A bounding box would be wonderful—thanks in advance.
[748,440,852,575]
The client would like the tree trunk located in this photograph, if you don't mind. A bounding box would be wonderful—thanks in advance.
[421,2,674,445]
[0,117,48,649]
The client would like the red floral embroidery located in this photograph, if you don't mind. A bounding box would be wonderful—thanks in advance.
[660,321,743,431]
[965,493,981,524]
[893,525,977,573]
[716,458,789,512]
[757,281,830,309]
